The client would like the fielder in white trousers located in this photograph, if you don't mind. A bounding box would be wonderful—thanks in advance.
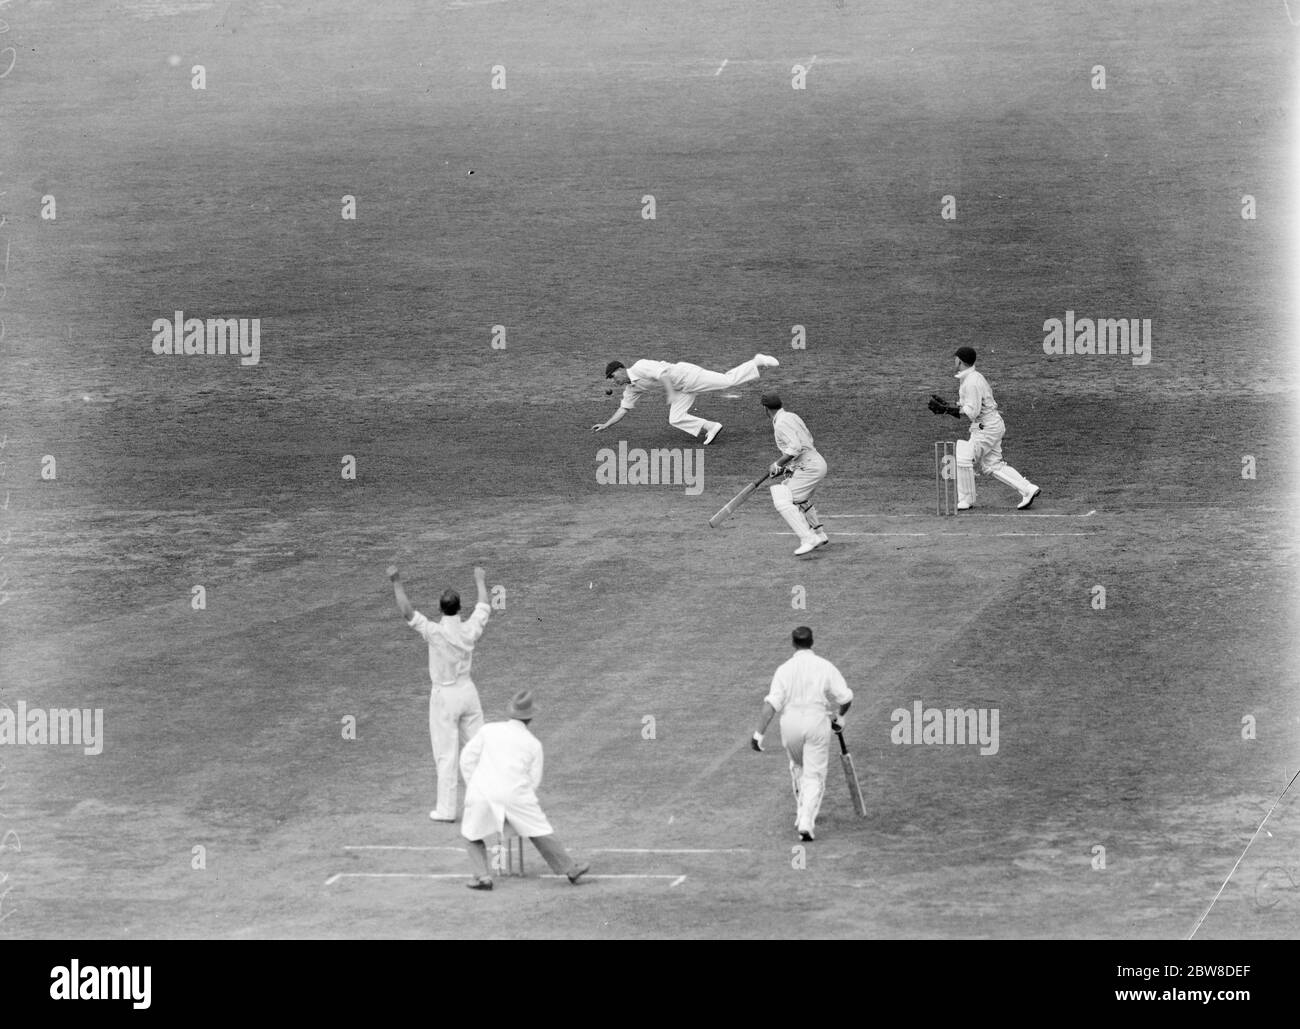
[593,354,781,442]
[752,627,853,841]
[389,565,492,821]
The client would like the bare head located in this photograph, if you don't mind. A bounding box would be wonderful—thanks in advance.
[761,392,783,421]
[439,589,461,616]
[791,625,813,650]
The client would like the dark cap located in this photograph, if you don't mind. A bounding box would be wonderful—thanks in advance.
[604,361,625,378]
[792,625,814,648]
[955,346,977,366]
[760,393,783,410]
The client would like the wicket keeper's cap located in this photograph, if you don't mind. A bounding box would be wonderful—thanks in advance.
[604,360,625,378]
[508,690,536,720]
[955,346,977,366]
[760,392,783,409]
[792,626,814,648]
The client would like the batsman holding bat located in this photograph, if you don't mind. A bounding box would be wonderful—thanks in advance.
[751,626,853,841]
[761,393,828,555]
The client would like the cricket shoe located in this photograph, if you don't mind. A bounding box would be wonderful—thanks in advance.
[957,502,972,512]
[466,875,494,891]
[814,530,829,547]
[754,353,780,368]
[567,862,591,884]
[1017,487,1042,510]
[430,810,457,822]
[702,423,723,446]
[794,539,819,556]
[798,829,815,842]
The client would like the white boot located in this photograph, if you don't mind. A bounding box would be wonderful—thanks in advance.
[802,504,829,546]
[992,465,1037,506]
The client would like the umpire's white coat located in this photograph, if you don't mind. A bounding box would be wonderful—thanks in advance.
[459,719,555,841]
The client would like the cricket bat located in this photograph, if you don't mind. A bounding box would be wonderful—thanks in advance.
[835,727,867,816]
[708,471,773,528]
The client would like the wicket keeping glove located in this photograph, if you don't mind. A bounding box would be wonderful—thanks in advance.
[928,394,960,417]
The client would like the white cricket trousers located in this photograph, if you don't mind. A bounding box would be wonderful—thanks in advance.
[662,359,763,437]
[780,707,832,835]
[429,680,484,818]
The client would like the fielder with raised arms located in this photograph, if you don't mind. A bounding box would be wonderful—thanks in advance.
[388,564,491,823]
[928,346,1041,512]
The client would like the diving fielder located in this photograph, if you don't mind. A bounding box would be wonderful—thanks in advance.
[388,564,491,822]
[762,392,828,556]
[929,347,1040,511]
[592,353,781,444]
[751,626,853,841]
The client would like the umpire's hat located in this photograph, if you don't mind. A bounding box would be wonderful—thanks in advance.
[508,690,536,720]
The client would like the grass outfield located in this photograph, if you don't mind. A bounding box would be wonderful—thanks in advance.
[0,0,1296,939]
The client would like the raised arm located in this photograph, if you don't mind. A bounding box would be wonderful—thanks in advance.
[474,566,489,608]
[387,565,415,620]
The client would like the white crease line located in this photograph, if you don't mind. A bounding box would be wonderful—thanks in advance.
[834,532,928,537]
[344,845,465,852]
[771,531,1090,538]
[348,846,746,855]
[327,871,687,885]
[589,848,751,854]
[827,511,1096,519]
[325,873,468,885]
[996,532,1088,537]
[539,874,685,881]
[714,58,727,76]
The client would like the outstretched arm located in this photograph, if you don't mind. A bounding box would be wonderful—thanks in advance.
[387,566,415,620]
[592,406,629,433]
[474,566,489,608]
